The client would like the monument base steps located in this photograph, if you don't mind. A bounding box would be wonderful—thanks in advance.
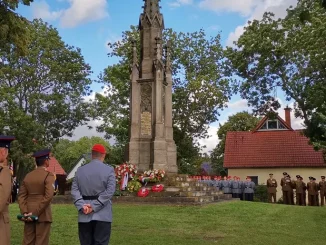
[56,175,239,205]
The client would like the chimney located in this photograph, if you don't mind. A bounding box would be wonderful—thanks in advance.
[284,106,292,126]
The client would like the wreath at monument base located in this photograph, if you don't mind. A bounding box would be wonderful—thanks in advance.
[114,163,166,196]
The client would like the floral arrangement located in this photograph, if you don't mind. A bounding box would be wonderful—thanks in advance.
[115,162,137,182]
[127,179,142,193]
[113,163,166,194]
[139,169,166,183]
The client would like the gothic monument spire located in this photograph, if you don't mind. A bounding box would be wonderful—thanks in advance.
[126,0,177,173]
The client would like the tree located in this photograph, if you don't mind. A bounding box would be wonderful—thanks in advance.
[225,0,326,150]
[0,19,93,179]
[53,137,110,172]
[93,26,231,172]
[211,112,260,175]
[0,0,34,55]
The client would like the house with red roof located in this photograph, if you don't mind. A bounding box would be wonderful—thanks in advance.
[224,107,326,200]
[48,155,67,195]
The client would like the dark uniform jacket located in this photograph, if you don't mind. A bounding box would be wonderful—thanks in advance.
[18,167,55,222]
[267,178,277,193]
[319,181,326,193]
[295,180,305,194]
[307,182,318,195]
[283,178,294,191]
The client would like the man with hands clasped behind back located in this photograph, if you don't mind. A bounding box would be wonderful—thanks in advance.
[18,149,55,245]
[72,144,116,245]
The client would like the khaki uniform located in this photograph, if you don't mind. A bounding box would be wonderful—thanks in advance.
[282,178,294,205]
[319,181,326,206]
[0,165,12,245]
[307,182,318,206]
[266,178,277,203]
[18,168,55,245]
[295,180,305,206]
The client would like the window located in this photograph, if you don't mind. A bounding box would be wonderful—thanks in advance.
[258,120,288,131]
[268,120,277,129]
[248,176,258,185]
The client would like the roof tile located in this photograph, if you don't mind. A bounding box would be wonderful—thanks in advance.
[224,130,325,168]
[47,157,66,175]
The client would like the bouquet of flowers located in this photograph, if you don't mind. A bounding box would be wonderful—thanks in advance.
[139,169,166,183]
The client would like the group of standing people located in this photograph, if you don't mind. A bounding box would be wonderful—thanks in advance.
[201,176,256,201]
[267,172,326,206]
[0,135,116,245]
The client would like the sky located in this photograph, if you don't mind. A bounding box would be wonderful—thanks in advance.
[16,0,302,153]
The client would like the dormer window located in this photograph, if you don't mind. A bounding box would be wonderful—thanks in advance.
[258,120,288,131]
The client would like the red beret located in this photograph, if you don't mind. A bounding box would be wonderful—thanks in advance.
[92,144,106,154]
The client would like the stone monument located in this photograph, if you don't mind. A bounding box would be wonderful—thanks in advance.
[126,0,177,173]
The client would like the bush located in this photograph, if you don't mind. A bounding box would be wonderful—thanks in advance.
[254,184,268,203]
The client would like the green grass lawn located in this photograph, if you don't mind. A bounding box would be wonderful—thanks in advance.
[10,201,326,245]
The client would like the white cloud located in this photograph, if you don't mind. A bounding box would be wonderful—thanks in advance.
[225,0,298,46]
[227,99,249,110]
[31,0,109,28]
[197,125,220,153]
[67,86,113,143]
[198,0,298,47]
[31,1,63,21]
[199,0,259,16]
[168,0,193,8]
[60,0,108,28]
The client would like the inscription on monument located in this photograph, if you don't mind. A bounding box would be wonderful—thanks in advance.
[140,83,152,136]
[141,111,152,135]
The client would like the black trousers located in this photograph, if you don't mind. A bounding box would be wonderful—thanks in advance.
[232,193,239,198]
[244,193,253,201]
[78,221,111,245]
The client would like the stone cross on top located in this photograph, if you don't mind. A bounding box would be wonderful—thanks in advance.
[125,0,177,174]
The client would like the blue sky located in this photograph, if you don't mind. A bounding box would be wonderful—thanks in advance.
[16,0,301,152]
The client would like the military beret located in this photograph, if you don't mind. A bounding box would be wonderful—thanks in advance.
[0,135,15,150]
[32,149,51,160]
[283,172,287,175]
[321,176,325,179]
[92,144,106,154]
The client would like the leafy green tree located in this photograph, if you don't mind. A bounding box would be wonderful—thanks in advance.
[53,137,110,172]
[225,0,326,150]
[0,19,93,179]
[211,112,260,175]
[94,26,231,172]
[0,0,34,55]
